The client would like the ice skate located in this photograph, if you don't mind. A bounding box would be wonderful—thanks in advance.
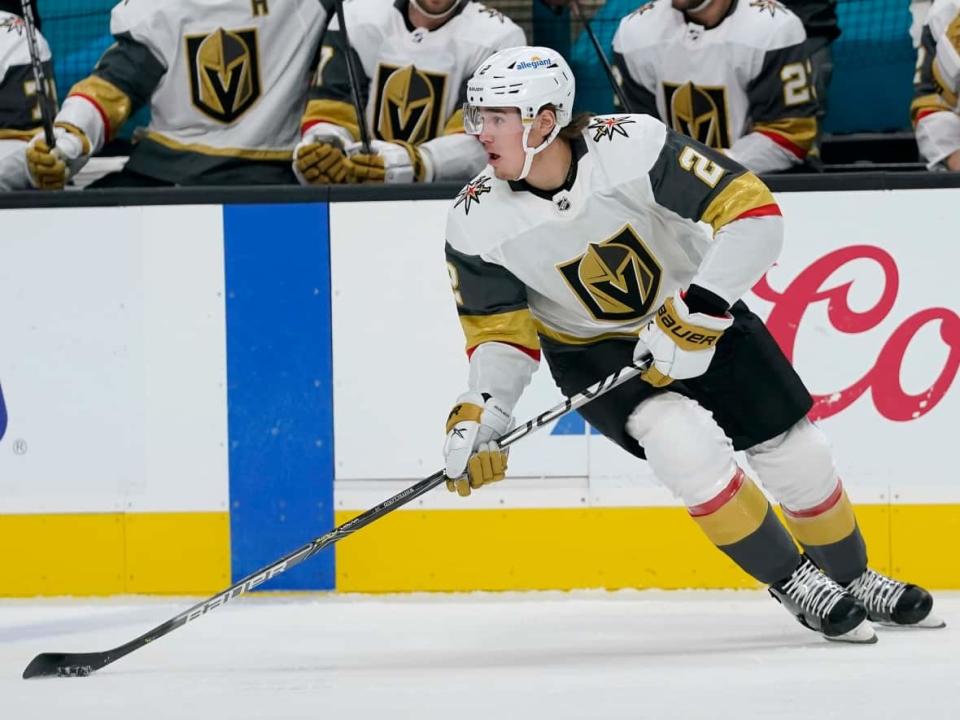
[769,556,876,643]
[846,568,945,629]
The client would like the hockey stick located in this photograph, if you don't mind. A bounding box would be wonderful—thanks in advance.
[568,0,632,113]
[333,0,372,153]
[19,0,55,147]
[23,357,650,679]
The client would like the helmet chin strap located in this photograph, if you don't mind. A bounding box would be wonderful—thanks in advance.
[409,0,460,21]
[515,123,561,181]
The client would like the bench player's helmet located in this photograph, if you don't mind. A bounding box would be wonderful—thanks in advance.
[463,46,575,180]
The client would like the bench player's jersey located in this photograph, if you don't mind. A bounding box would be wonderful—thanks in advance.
[59,0,330,184]
[912,0,960,167]
[444,114,780,366]
[0,11,55,190]
[612,0,817,171]
[305,0,524,145]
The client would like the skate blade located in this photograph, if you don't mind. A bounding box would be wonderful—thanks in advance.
[874,613,946,629]
[825,618,878,644]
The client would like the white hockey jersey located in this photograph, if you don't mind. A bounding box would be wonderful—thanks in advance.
[304,0,525,181]
[57,0,330,184]
[613,0,818,174]
[444,114,783,404]
[0,10,54,190]
[911,0,960,168]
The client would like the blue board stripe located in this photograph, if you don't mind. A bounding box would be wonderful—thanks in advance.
[223,203,334,590]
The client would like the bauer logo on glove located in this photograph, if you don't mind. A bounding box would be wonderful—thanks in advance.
[635,292,733,387]
[443,391,512,497]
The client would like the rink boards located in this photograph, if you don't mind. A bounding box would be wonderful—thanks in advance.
[0,189,957,595]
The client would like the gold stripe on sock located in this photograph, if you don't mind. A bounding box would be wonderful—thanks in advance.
[782,487,857,547]
[689,470,769,546]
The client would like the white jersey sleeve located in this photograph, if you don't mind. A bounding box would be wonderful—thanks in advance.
[911,0,960,167]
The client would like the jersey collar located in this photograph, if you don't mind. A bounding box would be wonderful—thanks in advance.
[682,0,739,30]
[395,0,470,33]
[508,136,588,200]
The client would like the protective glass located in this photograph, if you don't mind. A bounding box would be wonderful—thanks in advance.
[462,104,525,137]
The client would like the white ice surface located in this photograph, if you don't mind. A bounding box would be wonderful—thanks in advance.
[2,590,957,720]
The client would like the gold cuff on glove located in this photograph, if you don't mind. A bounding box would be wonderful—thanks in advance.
[654,297,726,352]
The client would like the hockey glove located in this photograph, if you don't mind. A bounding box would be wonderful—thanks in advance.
[26,124,91,190]
[634,291,733,387]
[443,392,512,497]
[347,139,430,183]
[293,124,353,185]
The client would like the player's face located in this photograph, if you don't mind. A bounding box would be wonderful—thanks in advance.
[471,108,527,180]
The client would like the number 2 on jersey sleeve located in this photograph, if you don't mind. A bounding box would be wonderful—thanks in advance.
[678,145,725,188]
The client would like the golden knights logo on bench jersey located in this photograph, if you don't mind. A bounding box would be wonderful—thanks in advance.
[557,224,662,322]
[663,81,731,149]
[186,27,261,123]
[373,63,448,144]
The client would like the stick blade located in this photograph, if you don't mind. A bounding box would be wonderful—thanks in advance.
[23,652,106,679]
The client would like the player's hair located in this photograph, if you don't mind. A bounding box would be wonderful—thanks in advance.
[542,105,593,140]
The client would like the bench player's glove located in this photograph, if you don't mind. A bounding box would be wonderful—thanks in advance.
[347,139,430,183]
[443,391,512,497]
[293,124,353,185]
[634,291,733,387]
[26,124,91,190]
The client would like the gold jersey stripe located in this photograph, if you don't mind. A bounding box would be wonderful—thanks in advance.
[752,116,817,153]
[911,93,953,125]
[700,172,776,232]
[143,131,292,161]
[533,319,640,346]
[0,128,38,141]
[782,490,857,547]
[68,75,133,140]
[443,108,466,135]
[302,99,361,141]
[459,308,540,353]
[690,474,769,546]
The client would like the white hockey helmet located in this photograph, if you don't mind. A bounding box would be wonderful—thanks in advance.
[463,46,575,180]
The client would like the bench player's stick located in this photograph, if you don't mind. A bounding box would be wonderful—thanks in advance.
[20,0,55,147]
[23,357,651,679]
[568,0,632,112]
[333,0,371,153]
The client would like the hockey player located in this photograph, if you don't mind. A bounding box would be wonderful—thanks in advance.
[293,0,525,186]
[612,0,818,174]
[0,0,54,191]
[911,0,960,171]
[25,0,331,189]
[442,46,944,643]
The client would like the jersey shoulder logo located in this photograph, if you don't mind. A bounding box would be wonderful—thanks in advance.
[663,81,731,149]
[557,224,662,322]
[476,5,506,22]
[588,116,636,142]
[749,0,785,17]
[629,1,657,19]
[454,175,492,215]
[185,27,262,124]
[373,64,448,145]
[1,15,25,35]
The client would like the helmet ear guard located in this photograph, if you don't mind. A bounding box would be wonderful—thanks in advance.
[463,46,576,180]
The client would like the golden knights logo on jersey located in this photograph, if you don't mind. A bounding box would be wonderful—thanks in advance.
[557,225,662,322]
[663,82,731,149]
[372,63,448,144]
[186,27,262,123]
